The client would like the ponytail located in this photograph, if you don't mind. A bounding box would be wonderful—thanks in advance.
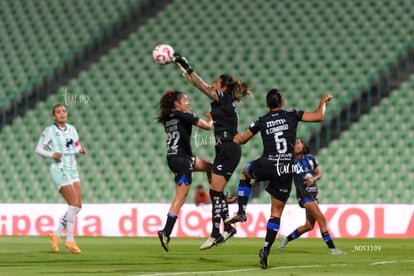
[156,90,183,123]
[219,74,253,102]
[266,88,284,108]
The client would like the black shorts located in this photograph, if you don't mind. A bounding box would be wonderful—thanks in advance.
[295,185,319,208]
[247,158,293,202]
[213,141,241,181]
[167,155,196,186]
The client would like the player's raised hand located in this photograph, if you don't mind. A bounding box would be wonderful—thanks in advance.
[173,53,193,74]
[321,94,332,103]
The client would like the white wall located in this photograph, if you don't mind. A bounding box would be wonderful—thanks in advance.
[1,204,413,237]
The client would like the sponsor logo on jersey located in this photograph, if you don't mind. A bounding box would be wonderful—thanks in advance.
[266,118,287,127]
[65,138,74,148]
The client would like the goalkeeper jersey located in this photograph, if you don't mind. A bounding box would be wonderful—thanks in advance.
[36,123,82,170]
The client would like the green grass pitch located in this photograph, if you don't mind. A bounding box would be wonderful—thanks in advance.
[0,236,413,275]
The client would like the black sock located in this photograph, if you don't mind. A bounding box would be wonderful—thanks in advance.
[263,216,280,254]
[287,229,302,242]
[236,180,251,215]
[210,189,222,237]
[221,192,234,231]
[163,213,177,236]
[322,231,335,249]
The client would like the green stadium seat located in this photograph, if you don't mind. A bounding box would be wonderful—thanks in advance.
[0,0,146,109]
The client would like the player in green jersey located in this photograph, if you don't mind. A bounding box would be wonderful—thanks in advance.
[35,104,87,254]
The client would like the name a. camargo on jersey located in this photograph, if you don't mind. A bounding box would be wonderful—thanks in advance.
[266,124,288,135]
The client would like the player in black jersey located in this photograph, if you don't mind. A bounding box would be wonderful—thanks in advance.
[278,138,344,255]
[156,90,213,252]
[173,53,253,250]
[226,89,332,269]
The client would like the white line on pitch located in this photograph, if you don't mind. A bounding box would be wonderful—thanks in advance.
[370,260,414,265]
[131,267,258,276]
[131,264,342,276]
[132,259,414,275]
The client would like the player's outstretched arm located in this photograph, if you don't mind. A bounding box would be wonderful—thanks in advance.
[188,72,219,101]
[174,53,218,101]
[301,94,332,122]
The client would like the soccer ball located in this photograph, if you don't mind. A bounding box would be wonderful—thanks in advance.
[152,44,174,64]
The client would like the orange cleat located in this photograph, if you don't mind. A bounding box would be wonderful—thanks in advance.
[49,232,60,253]
[64,241,81,254]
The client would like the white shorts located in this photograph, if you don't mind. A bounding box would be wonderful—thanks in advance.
[50,166,80,190]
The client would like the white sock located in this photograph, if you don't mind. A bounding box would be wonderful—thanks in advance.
[56,211,68,237]
[65,206,81,242]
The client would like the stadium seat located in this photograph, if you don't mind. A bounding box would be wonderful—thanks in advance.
[0,0,146,109]
[316,75,414,203]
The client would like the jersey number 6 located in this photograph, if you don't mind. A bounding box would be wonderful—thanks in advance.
[274,131,287,153]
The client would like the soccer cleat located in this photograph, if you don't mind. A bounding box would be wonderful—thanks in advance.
[278,235,288,252]
[49,232,60,253]
[199,236,224,250]
[258,248,268,269]
[64,241,81,254]
[220,227,237,243]
[329,248,345,255]
[224,213,247,224]
[158,230,170,252]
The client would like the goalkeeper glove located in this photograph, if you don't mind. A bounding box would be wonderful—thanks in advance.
[173,53,193,74]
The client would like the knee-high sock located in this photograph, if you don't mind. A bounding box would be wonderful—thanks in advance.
[220,192,233,231]
[210,189,222,237]
[263,216,280,254]
[56,211,68,237]
[65,206,81,242]
[322,231,336,249]
[163,213,178,237]
[286,229,303,242]
[236,180,251,215]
